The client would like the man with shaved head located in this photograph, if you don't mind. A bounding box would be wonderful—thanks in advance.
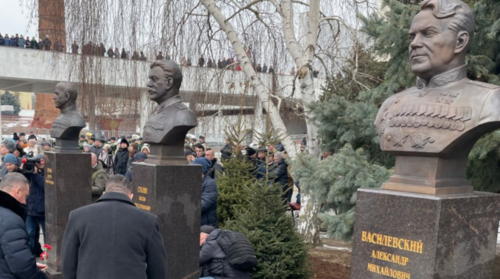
[0,173,47,278]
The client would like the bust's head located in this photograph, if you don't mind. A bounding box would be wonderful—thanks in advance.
[409,0,475,82]
[53,82,78,110]
[147,60,183,104]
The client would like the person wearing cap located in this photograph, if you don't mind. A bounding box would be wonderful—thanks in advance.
[199,225,251,279]
[113,138,130,175]
[27,132,37,141]
[13,133,20,144]
[140,144,150,156]
[192,157,218,227]
[88,135,95,147]
[4,154,21,173]
[89,137,104,157]
[22,154,47,257]
[245,146,258,175]
[90,153,108,203]
[43,142,52,153]
[0,139,17,180]
[125,152,148,182]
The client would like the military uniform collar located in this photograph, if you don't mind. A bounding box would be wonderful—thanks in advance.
[416,65,467,90]
[154,95,181,113]
[59,104,78,114]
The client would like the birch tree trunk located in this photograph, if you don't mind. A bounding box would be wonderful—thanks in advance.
[200,0,297,158]
[279,0,322,245]
[201,0,324,244]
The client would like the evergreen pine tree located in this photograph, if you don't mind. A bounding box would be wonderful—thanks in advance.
[224,181,311,279]
[216,157,255,227]
[1,91,21,115]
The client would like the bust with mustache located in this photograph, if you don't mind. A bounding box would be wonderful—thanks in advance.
[374,0,500,195]
[142,60,197,164]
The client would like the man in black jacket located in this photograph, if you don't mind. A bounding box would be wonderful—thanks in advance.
[199,226,250,279]
[23,154,47,256]
[113,138,129,175]
[61,175,167,279]
[0,173,47,279]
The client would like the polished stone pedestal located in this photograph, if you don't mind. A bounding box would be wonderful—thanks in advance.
[44,152,92,279]
[351,189,500,279]
[132,163,201,279]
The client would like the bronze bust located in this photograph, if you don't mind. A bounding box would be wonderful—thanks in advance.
[143,60,197,164]
[375,0,500,194]
[50,82,86,152]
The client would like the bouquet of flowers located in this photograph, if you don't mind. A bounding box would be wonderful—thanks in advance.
[39,244,52,272]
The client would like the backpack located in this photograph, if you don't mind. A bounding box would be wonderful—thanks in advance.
[216,230,258,271]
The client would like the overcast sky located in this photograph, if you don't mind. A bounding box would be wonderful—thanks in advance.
[0,0,38,38]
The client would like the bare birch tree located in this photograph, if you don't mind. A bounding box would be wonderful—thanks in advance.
[22,0,378,244]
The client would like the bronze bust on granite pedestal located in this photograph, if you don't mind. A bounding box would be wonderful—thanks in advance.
[143,60,197,164]
[375,0,500,195]
[50,82,86,152]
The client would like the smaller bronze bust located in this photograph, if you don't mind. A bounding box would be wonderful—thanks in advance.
[50,82,86,152]
[143,60,197,164]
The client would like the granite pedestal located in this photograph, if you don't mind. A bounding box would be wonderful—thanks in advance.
[132,163,201,279]
[44,152,92,279]
[351,189,500,279]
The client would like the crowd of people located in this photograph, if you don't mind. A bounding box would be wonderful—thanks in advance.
[0,32,321,77]
[0,33,64,51]
[0,129,287,278]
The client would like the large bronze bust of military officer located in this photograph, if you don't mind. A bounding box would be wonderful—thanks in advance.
[50,82,86,152]
[375,0,500,194]
[143,60,197,164]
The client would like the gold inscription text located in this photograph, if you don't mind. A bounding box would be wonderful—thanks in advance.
[367,263,410,279]
[362,231,423,254]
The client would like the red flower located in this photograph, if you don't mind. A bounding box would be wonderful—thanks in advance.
[43,244,52,251]
[40,252,47,260]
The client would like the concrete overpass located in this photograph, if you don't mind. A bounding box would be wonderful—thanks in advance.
[0,46,326,137]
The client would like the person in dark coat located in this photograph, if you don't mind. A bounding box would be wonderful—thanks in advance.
[113,138,129,175]
[61,175,167,279]
[271,151,292,203]
[23,154,47,256]
[193,157,218,227]
[199,225,251,279]
[3,34,10,47]
[0,173,48,279]
[205,149,223,180]
[42,35,51,50]
[220,139,233,161]
[31,37,38,49]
